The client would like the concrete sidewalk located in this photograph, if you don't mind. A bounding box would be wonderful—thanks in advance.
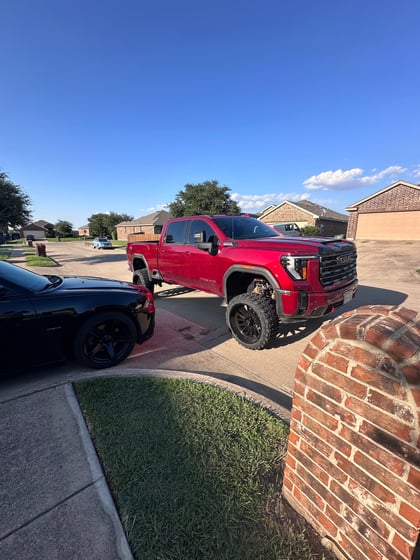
[0,369,291,560]
[0,383,133,560]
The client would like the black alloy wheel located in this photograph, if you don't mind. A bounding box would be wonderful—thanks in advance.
[226,293,278,350]
[74,311,137,368]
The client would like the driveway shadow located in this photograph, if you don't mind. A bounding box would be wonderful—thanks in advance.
[154,284,409,351]
[327,284,408,321]
[156,287,196,298]
[52,251,129,267]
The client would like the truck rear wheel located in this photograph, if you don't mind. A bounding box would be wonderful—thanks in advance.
[133,269,154,293]
[226,293,278,350]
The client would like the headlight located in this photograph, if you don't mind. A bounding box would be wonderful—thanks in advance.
[134,296,154,312]
[133,286,155,312]
[281,255,314,280]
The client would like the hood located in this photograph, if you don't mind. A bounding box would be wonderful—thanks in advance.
[233,236,355,255]
[58,276,139,292]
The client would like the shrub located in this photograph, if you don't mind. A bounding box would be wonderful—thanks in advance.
[302,226,320,237]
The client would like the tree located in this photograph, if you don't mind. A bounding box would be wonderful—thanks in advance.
[0,172,32,233]
[168,180,240,217]
[88,212,133,239]
[55,220,73,238]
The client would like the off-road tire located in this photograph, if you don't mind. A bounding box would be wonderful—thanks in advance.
[133,269,154,293]
[226,293,278,350]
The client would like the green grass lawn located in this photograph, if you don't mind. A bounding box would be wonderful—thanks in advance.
[0,250,11,260]
[0,242,15,260]
[0,244,56,266]
[22,249,57,267]
[75,377,331,560]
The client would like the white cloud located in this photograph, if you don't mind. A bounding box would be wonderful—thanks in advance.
[146,203,169,212]
[303,165,407,191]
[412,165,420,179]
[231,192,310,212]
[360,165,407,184]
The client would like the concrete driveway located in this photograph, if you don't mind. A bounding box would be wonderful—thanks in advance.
[1,239,419,560]
[2,239,420,419]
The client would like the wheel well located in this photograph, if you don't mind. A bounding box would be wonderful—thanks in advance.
[225,271,274,302]
[132,257,146,271]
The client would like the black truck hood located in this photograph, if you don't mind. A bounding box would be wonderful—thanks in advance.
[234,236,356,255]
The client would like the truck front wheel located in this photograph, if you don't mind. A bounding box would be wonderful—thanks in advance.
[226,293,278,350]
[133,269,154,293]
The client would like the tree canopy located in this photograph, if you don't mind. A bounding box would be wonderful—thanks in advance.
[168,180,241,217]
[0,172,32,233]
[88,212,133,238]
[55,220,74,238]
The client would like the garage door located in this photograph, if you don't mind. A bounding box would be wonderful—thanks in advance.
[356,211,420,240]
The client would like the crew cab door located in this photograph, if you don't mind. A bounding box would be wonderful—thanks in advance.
[157,220,190,285]
[184,219,222,294]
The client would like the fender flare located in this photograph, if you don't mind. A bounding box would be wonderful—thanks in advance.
[131,254,149,273]
[222,264,286,315]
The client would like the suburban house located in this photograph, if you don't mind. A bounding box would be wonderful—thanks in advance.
[345,180,420,240]
[259,200,349,237]
[78,225,90,237]
[116,210,172,241]
[21,220,54,240]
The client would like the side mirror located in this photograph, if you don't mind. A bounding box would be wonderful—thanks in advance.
[193,232,218,256]
[193,231,205,243]
[196,241,212,251]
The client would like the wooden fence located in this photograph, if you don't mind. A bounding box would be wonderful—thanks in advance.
[127,233,161,243]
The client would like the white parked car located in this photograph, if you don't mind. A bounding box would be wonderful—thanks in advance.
[92,237,112,249]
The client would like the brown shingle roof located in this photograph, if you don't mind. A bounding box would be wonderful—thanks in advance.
[117,210,171,227]
[260,200,348,223]
[293,200,348,222]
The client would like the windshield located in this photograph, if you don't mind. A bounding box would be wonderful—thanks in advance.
[0,261,52,292]
[212,216,281,240]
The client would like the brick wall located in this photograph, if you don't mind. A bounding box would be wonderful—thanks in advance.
[346,184,420,239]
[261,207,316,226]
[283,305,420,560]
[346,212,358,239]
[357,185,420,214]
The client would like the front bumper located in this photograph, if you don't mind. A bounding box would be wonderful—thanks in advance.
[276,279,358,320]
[136,313,155,342]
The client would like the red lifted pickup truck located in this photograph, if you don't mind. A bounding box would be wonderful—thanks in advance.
[126,214,358,350]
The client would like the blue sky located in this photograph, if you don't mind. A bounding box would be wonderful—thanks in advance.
[1,0,420,228]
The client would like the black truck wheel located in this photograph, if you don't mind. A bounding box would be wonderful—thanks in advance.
[133,269,154,293]
[226,293,278,350]
[73,311,136,369]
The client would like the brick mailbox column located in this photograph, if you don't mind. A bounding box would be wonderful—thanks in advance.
[283,305,420,560]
